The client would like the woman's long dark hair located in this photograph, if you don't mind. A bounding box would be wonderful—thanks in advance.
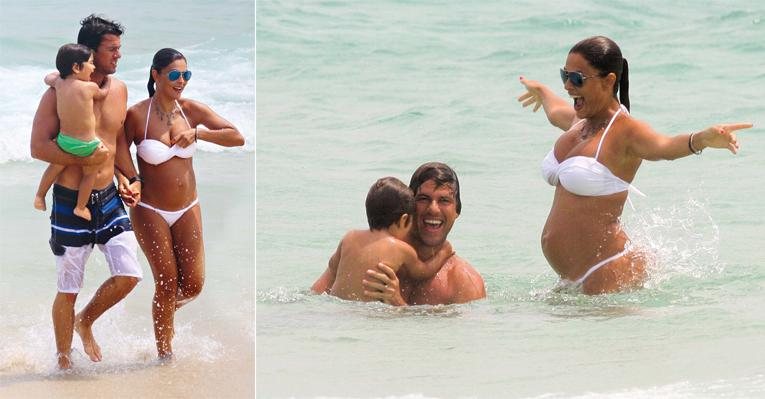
[147,48,186,97]
[570,36,630,111]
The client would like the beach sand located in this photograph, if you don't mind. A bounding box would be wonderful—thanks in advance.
[0,345,254,398]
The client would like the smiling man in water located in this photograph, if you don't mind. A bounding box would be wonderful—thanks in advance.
[314,162,485,305]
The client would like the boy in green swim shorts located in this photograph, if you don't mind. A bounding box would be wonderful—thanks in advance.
[34,43,111,221]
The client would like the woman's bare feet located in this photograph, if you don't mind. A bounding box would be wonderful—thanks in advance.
[157,352,175,365]
[57,350,72,370]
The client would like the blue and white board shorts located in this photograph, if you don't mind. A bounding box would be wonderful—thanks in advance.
[50,184,143,293]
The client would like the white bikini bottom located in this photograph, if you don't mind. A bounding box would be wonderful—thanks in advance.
[556,245,632,290]
[137,198,199,227]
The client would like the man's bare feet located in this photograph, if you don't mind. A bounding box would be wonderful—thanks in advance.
[74,317,102,362]
[57,350,72,370]
[34,196,47,211]
[73,207,92,221]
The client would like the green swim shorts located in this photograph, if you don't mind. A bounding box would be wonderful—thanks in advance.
[56,132,101,157]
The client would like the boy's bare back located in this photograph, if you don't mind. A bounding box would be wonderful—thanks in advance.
[329,229,412,301]
[54,78,102,140]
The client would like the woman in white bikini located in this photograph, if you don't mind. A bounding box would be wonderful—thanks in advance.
[124,48,244,358]
[518,36,752,295]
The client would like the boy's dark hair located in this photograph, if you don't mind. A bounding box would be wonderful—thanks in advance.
[147,48,186,97]
[365,177,415,230]
[409,162,461,214]
[77,14,124,51]
[55,43,93,79]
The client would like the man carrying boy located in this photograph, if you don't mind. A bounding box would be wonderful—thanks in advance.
[30,14,142,369]
[311,177,453,301]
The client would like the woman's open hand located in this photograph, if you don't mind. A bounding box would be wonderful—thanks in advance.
[518,76,545,112]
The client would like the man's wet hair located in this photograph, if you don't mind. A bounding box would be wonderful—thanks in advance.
[77,14,124,51]
[409,162,461,214]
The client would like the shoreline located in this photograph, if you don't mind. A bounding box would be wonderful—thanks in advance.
[1,352,255,398]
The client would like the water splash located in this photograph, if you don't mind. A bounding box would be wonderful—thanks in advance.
[256,287,312,303]
[489,193,727,310]
[624,194,723,287]
[0,304,224,378]
[257,286,468,319]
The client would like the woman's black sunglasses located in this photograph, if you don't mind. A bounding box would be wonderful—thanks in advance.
[560,68,597,87]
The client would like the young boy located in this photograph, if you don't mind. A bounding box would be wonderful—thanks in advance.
[33,43,110,221]
[311,176,453,302]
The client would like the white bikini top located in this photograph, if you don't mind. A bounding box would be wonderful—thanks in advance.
[541,105,644,198]
[136,98,196,165]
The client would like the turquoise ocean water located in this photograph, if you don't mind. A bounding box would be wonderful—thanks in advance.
[0,1,255,397]
[257,1,764,398]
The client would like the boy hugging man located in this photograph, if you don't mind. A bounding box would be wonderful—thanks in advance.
[313,177,452,301]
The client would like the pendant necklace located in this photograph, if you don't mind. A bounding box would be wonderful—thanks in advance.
[153,98,177,127]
